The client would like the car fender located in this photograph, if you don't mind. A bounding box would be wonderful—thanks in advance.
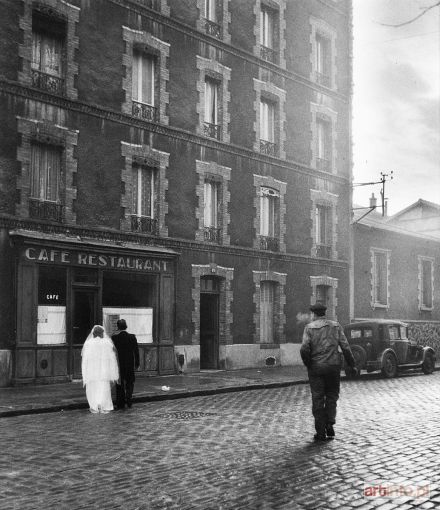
[422,346,436,362]
[380,348,398,368]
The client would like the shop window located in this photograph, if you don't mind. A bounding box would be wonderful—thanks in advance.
[31,11,66,95]
[29,143,63,223]
[102,272,157,343]
[37,266,66,345]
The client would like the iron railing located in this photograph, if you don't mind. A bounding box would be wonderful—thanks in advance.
[260,45,277,64]
[31,69,64,95]
[316,158,331,172]
[260,236,279,251]
[316,72,331,88]
[205,19,222,39]
[130,215,159,235]
[204,226,221,243]
[204,122,221,140]
[316,244,332,258]
[260,139,277,156]
[132,101,158,122]
[29,198,63,222]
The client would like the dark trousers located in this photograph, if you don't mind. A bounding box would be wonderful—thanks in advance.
[116,378,134,407]
[308,365,341,434]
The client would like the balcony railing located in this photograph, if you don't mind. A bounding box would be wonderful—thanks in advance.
[130,215,159,235]
[316,71,331,88]
[260,236,279,252]
[204,122,221,140]
[316,158,331,172]
[132,101,158,122]
[260,45,277,64]
[29,198,63,222]
[316,244,332,258]
[260,139,277,156]
[204,226,221,243]
[31,69,64,95]
[136,0,161,10]
[205,19,222,39]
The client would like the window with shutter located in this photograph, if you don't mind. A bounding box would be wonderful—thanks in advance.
[260,281,275,343]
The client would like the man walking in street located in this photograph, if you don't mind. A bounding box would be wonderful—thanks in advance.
[112,319,140,409]
[300,303,357,441]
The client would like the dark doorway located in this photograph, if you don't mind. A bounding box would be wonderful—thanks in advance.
[71,288,97,378]
[200,277,219,369]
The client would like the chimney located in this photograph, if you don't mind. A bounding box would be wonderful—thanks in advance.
[369,193,377,208]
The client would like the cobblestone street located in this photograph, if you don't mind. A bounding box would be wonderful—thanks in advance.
[2,372,440,510]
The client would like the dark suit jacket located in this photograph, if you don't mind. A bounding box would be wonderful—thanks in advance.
[112,331,140,382]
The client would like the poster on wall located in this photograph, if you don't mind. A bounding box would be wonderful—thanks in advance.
[37,306,67,344]
[103,307,153,343]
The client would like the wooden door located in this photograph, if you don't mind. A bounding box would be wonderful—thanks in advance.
[200,293,219,369]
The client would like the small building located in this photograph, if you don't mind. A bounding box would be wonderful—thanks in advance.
[351,206,440,355]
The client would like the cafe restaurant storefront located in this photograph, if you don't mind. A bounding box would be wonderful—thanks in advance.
[10,230,177,384]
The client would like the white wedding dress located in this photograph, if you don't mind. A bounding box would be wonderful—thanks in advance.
[81,326,120,413]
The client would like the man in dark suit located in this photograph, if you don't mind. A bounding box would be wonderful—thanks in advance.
[112,319,140,409]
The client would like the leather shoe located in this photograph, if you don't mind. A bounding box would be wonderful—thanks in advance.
[313,433,327,442]
[326,424,335,438]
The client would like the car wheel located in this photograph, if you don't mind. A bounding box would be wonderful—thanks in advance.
[422,352,435,375]
[344,345,366,378]
[381,352,398,378]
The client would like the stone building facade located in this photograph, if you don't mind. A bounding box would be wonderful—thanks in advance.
[0,0,352,385]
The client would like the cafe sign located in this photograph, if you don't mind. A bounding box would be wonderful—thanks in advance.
[23,247,171,272]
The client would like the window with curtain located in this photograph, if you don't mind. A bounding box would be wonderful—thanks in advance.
[260,188,278,237]
[317,117,331,168]
[316,34,330,85]
[315,205,331,246]
[205,0,217,21]
[204,180,220,228]
[204,77,219,125]
[132,52,155,105]
[132,165,156,217]
[30,144,61,202]
[315,285,330,310]
[421,259,433,308]
[260,281,275,343]
[373,251,388,305]
[260,99,275,142]
[32,31,63,77]
[260,6,274,48]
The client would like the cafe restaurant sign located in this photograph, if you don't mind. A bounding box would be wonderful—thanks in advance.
[23,247,170,272]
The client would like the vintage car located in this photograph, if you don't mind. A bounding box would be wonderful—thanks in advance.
[343,319,436,378]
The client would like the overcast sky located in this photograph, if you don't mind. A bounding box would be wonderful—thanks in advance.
[352,0,440,215]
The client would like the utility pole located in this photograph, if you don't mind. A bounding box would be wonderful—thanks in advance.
[379,171,393,217]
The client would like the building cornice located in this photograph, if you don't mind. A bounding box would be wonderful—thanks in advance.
[0,78,350,185]
[0,215,349,269]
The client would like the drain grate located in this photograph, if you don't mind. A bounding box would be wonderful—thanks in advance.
[159,411,218,420]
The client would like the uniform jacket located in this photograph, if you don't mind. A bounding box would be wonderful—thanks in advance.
[111,331,140,382]
[300,317,355,370]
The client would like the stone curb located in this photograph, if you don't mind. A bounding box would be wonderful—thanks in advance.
[0,378,310,418]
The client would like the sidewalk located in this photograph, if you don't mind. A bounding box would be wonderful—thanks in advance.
[0,365,309,418]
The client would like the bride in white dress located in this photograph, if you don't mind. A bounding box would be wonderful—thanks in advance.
[81,325,120,413]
